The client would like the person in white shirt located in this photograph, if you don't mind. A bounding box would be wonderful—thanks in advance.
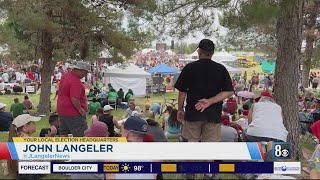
[244,91,288,142]
[2,72,9,83]
[15,71,21,82]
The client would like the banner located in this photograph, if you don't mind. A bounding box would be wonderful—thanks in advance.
[0,138,266,161]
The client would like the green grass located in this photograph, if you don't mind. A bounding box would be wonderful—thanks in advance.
[0,92,177,142]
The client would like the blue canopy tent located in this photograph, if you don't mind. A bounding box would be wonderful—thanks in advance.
[147,64,180,75]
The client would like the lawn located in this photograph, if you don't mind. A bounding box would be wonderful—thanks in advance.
[0,92,178,142]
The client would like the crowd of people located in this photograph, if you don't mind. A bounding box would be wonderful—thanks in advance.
[134,49,183,70]
[1,39,320,179]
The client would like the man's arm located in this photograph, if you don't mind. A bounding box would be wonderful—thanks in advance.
[71,97,85,116]
[177,91,187,111]
[177,91,187,122]
[195,91,233,112]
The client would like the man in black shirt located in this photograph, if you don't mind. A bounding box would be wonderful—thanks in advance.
[174,39,234,142]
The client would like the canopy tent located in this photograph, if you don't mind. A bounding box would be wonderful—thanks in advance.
[212,51,237,62]
[147,64,180,75]
[104,64,151,96]
[260,60,275,74]
[220,63,241,74]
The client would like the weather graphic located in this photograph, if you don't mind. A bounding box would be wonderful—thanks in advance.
[121,163,131,173]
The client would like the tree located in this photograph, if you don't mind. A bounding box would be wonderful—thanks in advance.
[0,0,156,114]
[301,0,320,87]
[274,0,304,160]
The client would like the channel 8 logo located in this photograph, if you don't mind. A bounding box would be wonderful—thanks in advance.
[272,142,291,159]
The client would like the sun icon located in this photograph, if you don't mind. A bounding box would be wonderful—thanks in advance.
[121,163,130,173]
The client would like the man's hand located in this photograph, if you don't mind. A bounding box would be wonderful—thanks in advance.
[177,110,185,122]
[79,108,86,116]
[195,99,212,112]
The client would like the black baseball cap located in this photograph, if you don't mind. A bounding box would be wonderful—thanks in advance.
[124,116,148,134]
[198,39,215,53]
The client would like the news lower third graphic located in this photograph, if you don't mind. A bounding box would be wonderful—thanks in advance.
[0,138,268,161]
[16,162,301,174]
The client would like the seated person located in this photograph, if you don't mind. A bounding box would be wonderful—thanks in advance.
[117,88,125,102]
[48,114,60,137]
[142,104,155,119]
[87,89,95,98]
[0,103,13,131]
[307,98,320,124]
[124,101,141,119]
[70,120,107,180]
[99,105,121,137]
[146,119,167,142]
[151,102,161,116]
[88,98,101,115]
[236,104,250,130]
[125,89,134,102]
[164,109,182,138]
[23,95,33,110]
[221,115,238,142]
[244,91,288,142]
[108,88,118,105]
[226,96,237,115]
[10,98,25,118]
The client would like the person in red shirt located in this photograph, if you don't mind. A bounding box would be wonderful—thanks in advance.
[57,61,90,137]
[27,69,35,81]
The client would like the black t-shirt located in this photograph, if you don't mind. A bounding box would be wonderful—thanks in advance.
[99,114,115,137]
[0,112,13,131]
[174,59,233,123]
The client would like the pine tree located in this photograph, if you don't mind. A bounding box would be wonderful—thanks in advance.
[0,0,156,114]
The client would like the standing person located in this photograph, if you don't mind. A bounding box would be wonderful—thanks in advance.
[57,61,90,137]
[174,39,234,142]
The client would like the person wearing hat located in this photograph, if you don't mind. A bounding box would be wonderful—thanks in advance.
[70,121,107,180]
[7,114,41,179]
[174,39,234,142]
[243,90,288,142]
[0,102,13,131]
[57,61,91,137]
[99,105,121,137]
[106,116,156,180]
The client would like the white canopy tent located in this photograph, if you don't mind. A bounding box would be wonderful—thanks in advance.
[103,64,151,96]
